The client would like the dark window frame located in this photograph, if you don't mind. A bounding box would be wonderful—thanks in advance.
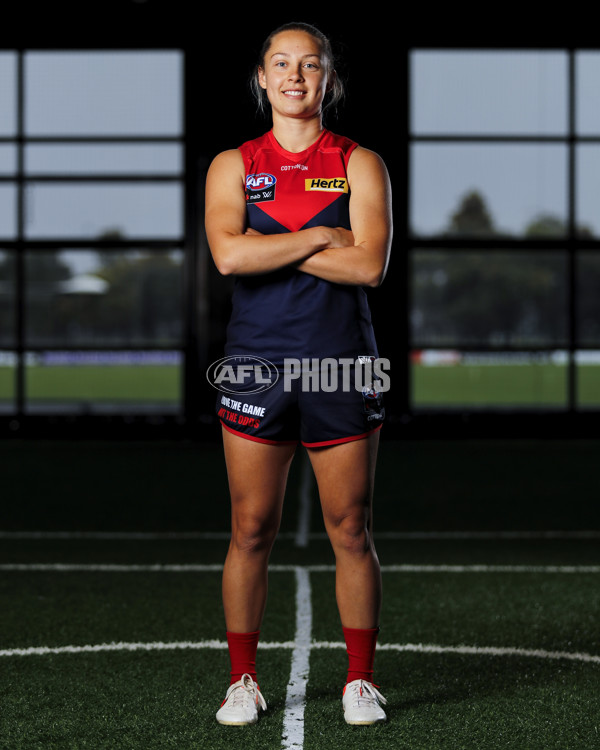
[0,47,205,436]
[402,47,600,436]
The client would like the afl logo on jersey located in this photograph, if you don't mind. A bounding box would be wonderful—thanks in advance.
[246,173,277,204]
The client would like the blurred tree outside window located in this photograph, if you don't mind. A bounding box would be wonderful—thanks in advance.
[410,50,599,410]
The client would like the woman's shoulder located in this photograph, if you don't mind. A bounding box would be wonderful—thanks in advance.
[208,131,272,181]
[348,144,389,173]
[208,148,245,174]
[346,145,391,199]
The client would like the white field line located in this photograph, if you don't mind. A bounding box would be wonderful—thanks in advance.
[2,563,600,574]
[0,531,237,540]
[294,452,314,549]
[374,530,600,540]
[282,568,312,750]
[1,639,599,665]
[1,530,600,541]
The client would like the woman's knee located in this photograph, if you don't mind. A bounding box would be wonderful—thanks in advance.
[325,511,372,556]
[230,512,280,555]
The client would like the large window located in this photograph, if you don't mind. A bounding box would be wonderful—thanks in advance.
[0,50,185,416]
[409,49,600,411]
[4,44,600,431]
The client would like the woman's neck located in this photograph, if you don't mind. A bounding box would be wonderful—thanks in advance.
[270,114,324,153]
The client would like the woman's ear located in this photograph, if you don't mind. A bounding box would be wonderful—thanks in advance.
[326,68,337,93]
[257,67,267,90]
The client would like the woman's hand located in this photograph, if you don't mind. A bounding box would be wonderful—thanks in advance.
[246,225,354,249]
[324,227,355,249]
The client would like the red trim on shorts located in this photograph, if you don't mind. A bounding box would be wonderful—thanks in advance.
[301,423,382,449]
[220,421,298,446]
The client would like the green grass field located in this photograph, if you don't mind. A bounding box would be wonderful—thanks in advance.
[26,365,182,401]
[1,438,599,748]
[0,364,182,410]
[412,362,600,407]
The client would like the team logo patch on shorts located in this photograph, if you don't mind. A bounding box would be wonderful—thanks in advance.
[362,385,385,422]
[246,173,276,203]
[304,177,348,193]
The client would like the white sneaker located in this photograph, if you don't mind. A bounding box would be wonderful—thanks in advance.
[342,679,387,725]
[216,673,267,726]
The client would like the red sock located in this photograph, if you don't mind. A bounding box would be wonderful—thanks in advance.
[342,626,380,684]
[226,630,260,684]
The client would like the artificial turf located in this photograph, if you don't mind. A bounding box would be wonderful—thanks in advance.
[0,438,599,748]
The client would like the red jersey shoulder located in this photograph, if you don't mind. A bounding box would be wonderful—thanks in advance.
[318,131,358,165]
[238,131,273,165]
[239,132,277,205]
[238,130,358,167]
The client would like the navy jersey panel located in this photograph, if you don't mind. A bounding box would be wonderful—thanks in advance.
[224,129,379,363]
[226,269,376,363]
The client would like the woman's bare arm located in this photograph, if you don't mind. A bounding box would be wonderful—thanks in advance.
[295,147,392,287]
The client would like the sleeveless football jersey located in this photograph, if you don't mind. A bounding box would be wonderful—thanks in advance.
[224,129,379,364]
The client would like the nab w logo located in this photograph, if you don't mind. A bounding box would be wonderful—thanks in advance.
[246,173,277,204]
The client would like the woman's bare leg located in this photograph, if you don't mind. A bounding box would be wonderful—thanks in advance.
[221,428,297,632]
[307,431,381,629]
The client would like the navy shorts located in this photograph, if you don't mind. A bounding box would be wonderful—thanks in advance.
[214,356,385,447]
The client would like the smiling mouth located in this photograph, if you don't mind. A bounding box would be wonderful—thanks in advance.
[282,90,306,97]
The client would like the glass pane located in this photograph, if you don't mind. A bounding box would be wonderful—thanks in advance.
[25,350,182,415]
[0,52,16,136]
[411,250,568,347]
[411,50,567,135]
[411,350,568,408]
[0,351,16,413]
[0,145,16,175]
[576,52,600,135]
[576,146,600,238]
[0,250,15,346]
[0,185,17,238]
[576,252,600,345]
[25,183,183,239]
[25,249,184,346]
[25,51,182,136]
[577,352,600,407]
[410,144,568,237]
[25,144,183,175]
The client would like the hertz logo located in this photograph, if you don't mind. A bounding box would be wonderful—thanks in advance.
[305,178,348,193]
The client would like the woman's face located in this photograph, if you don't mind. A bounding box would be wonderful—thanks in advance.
[258,30,331,122]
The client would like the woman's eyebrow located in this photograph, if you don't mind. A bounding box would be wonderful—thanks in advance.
[269,52,322,59]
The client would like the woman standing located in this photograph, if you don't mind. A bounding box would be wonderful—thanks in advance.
[205,21,392,726]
